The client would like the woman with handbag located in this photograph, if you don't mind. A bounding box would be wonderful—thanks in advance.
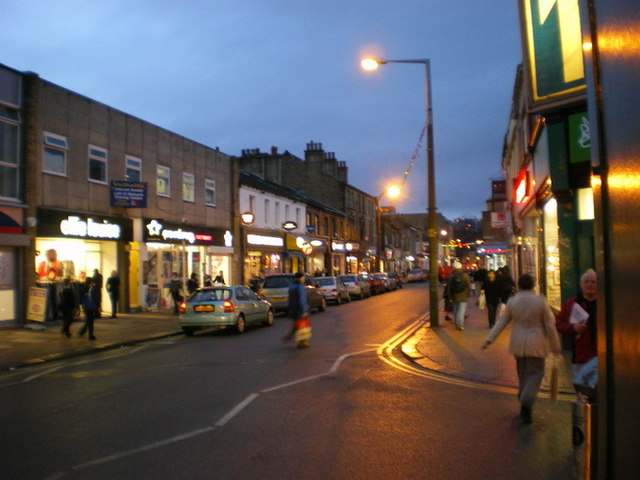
[481,274,561,424]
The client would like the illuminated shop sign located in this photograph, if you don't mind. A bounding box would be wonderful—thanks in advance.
[332,241,345,252]
[514,170,531,205]
[144,218,232,246]
[37,208,132,241]
[247,233,284,247]
[522,0,586,103]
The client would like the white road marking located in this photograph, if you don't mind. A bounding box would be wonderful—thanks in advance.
[214,393,259,426]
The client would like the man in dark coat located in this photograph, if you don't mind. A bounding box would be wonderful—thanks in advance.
[59,277,77,337]
[106,270,120,318]
[93,269,104,318]
[79,277,99,340]
[284,273,310,347]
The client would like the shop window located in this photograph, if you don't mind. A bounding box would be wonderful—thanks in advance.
[0,110,20,200]
[43,131,68,176]
[183,172,195,202]
[157,164,170,197]
[88,145,108,183]
[205,178,216,206]
[125,155,142,181]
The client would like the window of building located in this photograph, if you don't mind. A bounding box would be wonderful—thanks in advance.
[248,194,256,214]
[275,201,281,226]
[125,155,142,181]
[205,178,216,206]
[157,164,170,197]
[265,199,270,224]
[285,204,290,222]
[0,107,20,200]
[43,131,68,176]
[183,172,195,202]
[88,145,108,183]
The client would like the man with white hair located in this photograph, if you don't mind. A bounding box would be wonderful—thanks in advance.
[445,261,471,330]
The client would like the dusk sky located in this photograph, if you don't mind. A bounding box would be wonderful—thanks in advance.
[3,0,522,220]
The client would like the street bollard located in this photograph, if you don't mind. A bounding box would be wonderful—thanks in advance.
[572,396,592,480]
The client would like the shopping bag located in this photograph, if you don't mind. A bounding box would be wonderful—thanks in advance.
[477,292,486,310]
[293,316,312,343]
[550,358,559,401]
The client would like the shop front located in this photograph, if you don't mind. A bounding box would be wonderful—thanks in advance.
[35,208,132,320]
[0,207,31,325]
[242,229,284,284]
[285,234,312,274]
[330,240,347,276]
[140,218,234,311]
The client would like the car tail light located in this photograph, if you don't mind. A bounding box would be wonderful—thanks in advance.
[223,300,235,312]
[179,301,187,314]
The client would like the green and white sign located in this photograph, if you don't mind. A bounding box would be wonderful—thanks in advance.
[568,112,591,163]
[522,0,586,102]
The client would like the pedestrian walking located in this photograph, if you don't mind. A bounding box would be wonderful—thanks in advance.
[92,268,104,318]
[445,261,471,330]
[59,277,77,337]
[186,272,199,295]
[203,274,212,287]
[556,269,598,385]
[498,266,516,304]
[106,270,120,318]
[78,277,100,340]
[213,270,226,285]
[481,270,502,328]
[169,272,184,314]
[285,272,311,348]
[482,274,562,424]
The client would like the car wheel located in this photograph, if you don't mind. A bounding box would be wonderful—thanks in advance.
[262,309,274,326]
[318,297,327,312]
[182,326,196,336]
[235,314,246,334]
[335,295,341,305]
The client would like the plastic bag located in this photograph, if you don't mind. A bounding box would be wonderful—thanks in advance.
[477,292,486,309]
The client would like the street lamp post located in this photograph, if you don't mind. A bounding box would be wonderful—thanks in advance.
[362,57,439,327]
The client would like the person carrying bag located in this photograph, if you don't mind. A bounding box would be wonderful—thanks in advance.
[285,273,311,348]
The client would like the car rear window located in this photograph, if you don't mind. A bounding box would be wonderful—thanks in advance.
[262,276,295,288]
[316,278,336,286]
[341,276,356,282]
[188,289,230,303]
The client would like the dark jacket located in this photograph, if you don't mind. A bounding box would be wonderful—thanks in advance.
[82,285,100,312]
[106,275,120,296]
[60,285,77,312]
[481,279,501,305]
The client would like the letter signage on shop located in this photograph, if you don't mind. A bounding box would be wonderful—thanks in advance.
[143,218,232,247]
[37,208,133,241]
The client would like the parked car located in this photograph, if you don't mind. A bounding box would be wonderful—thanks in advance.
[179,286,274,336]
[362,273,386,295]
[407,267,426,282]
[259,274,327,313]
[316,276,351,304]
[340,274,371,299]
[386,271,403,289]
[373,272,395,291]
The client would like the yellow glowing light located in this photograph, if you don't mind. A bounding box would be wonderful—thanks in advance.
[386,185,401,200]
[361,58,380,71]
[583,42,593,52]
[591,175,602,187]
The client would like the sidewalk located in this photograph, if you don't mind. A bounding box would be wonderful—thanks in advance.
[0,311,182,371]
[402,294,575,395]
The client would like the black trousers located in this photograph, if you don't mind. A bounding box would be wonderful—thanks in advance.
[80,310,96,337]
[487,302,499,328]
[109,293,119,317]
[61,308,75,334]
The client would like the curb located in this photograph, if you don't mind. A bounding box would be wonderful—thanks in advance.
[7,330,184,371]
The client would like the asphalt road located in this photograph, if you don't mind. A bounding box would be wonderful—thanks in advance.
[0,283,572,480]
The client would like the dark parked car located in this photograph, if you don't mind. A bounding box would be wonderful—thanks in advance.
[362,273,386,295]
[260,274,327,313]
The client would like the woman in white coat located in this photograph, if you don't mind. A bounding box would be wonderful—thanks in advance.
[481,274,561,424]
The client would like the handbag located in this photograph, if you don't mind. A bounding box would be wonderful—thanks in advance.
[293,316,312,343]
[477,292,486,310]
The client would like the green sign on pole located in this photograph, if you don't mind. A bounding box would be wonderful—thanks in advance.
[522,0,586,102]
[568,112,591,163]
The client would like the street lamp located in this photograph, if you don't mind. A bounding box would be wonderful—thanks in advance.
[361,56,439,327]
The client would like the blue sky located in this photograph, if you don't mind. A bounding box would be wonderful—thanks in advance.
[2,0,522,219]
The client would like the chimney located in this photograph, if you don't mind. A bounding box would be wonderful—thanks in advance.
[271,146,278,155]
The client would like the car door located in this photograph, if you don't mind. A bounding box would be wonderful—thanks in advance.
[238,287,261,324]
